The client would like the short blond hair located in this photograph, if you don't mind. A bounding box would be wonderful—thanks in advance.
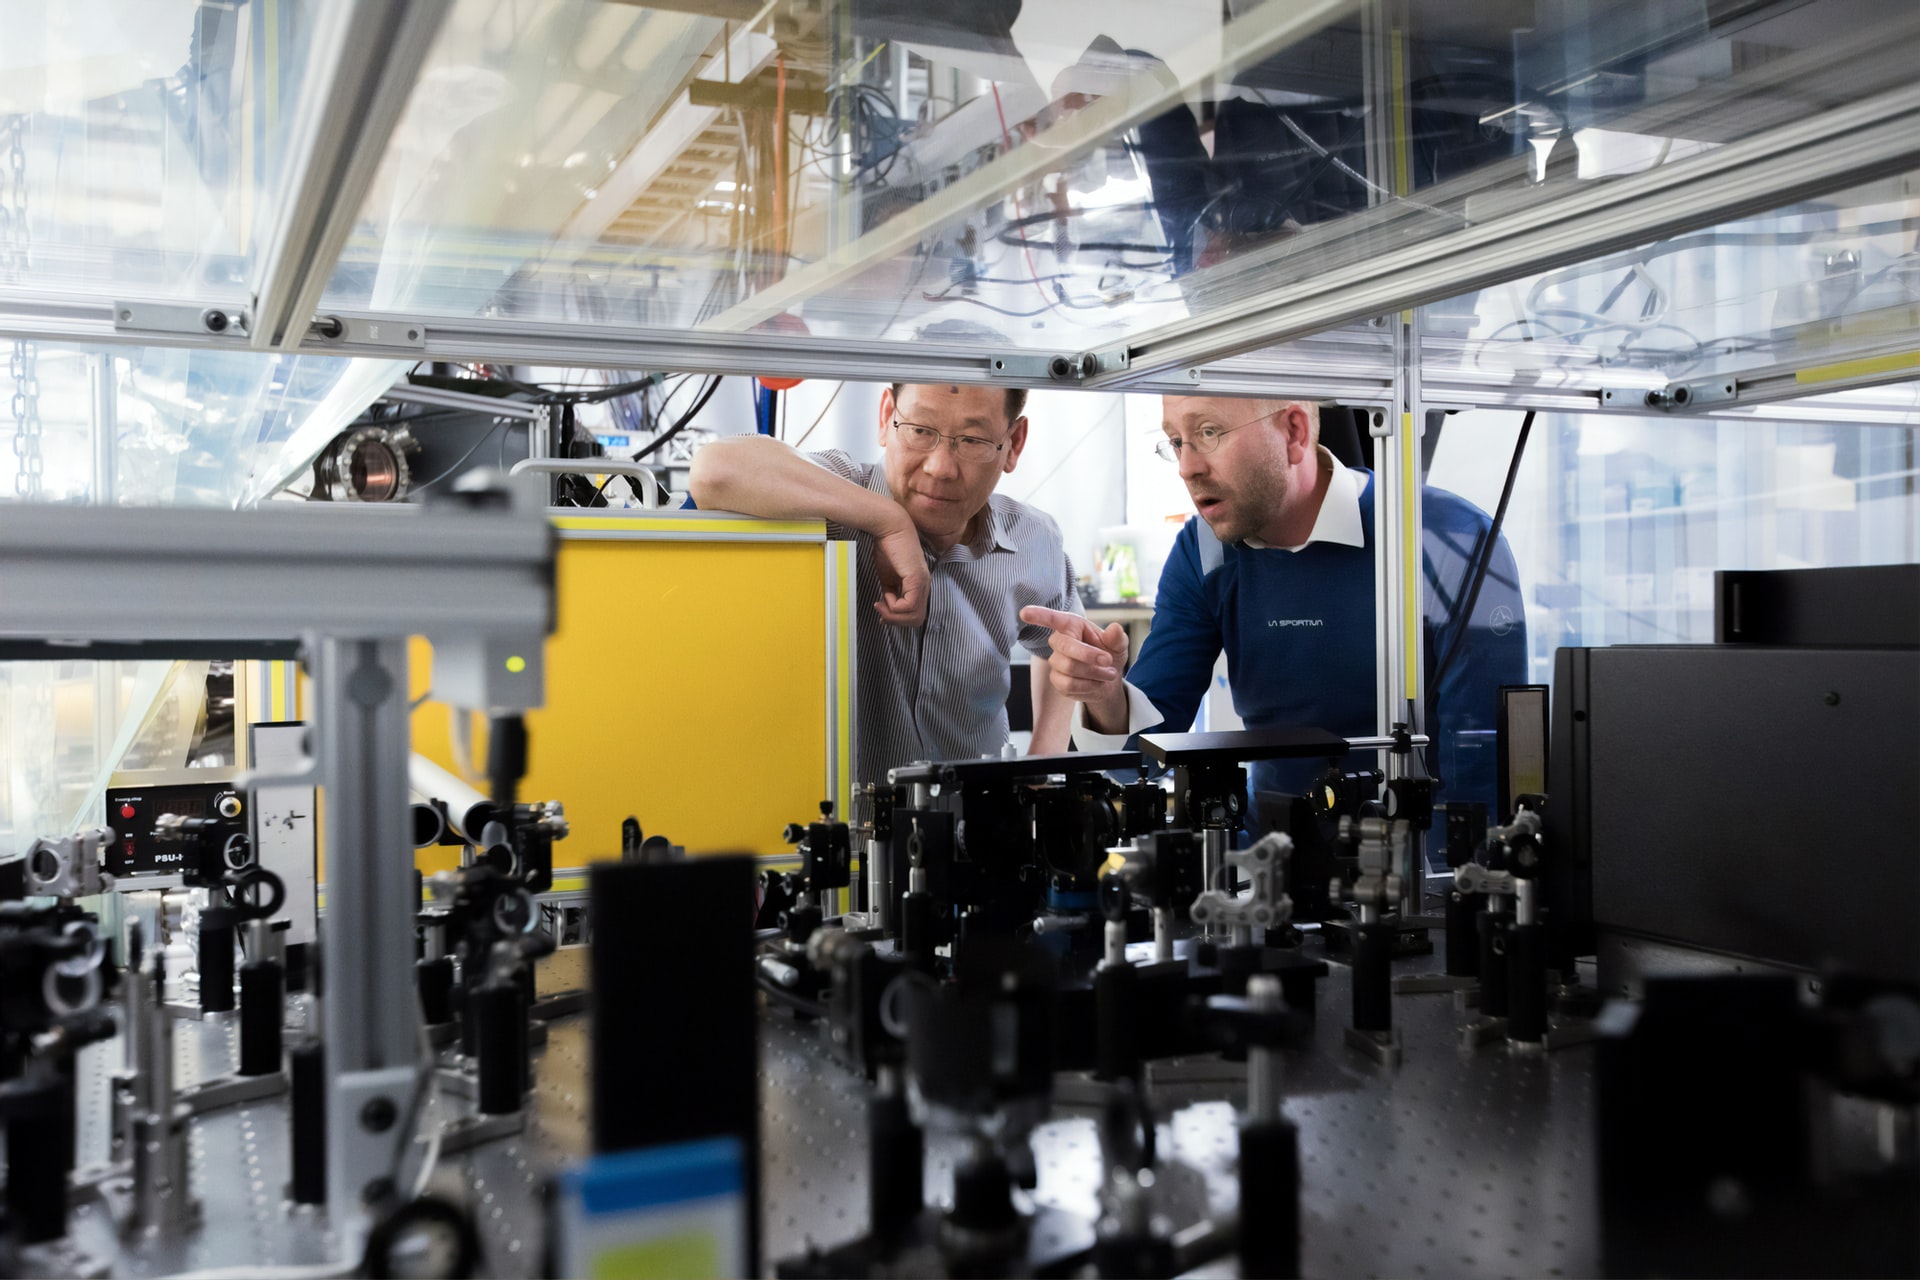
[1255,398,1320,448]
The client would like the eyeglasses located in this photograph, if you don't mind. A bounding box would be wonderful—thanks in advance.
[1153,407,1280,462]
[892,420,1006,464]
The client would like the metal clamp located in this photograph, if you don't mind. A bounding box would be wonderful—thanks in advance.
[1189,831,1294,943]
[1602,377,1738,412]
[1330,816,1406,919]
[988,346,1130,383]
[22,828,116,898]
[112,300,250,341]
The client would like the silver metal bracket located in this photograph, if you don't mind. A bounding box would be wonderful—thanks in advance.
[437,1108,527,1156]
[1460,1015,1508,1049]
[179,1069,289,1117]
[23,828,116,897]
[1392,972,1477,995]
[304,314,428,350]
[331,1065,420,1216]
[1602,376,1739,412]
[1344,1025,1403,1067]
[112,300,250,342]
[988,346,1130,382]
[435,1063,480,1100]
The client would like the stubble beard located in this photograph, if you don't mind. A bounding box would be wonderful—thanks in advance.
[1197,456,1289,545]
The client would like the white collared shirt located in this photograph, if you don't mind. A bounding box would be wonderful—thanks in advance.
[1243,448,1364,553]
[1071,446,1362,748]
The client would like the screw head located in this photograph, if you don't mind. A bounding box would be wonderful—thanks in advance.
[359,1096,398,1133]
[1825,691,1841,706]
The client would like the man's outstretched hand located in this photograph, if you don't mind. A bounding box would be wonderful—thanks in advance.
[1019,606,1131,734]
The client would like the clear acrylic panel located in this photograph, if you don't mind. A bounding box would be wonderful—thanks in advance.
[1425,168,1920,393]
[1427,404,1920,677]
[0,339,402,506]
[1155,0,1920,345]
[0,0,318,300]
[1421,403,1920,807]
[320,0,1920,360]
[318,0,1279,345]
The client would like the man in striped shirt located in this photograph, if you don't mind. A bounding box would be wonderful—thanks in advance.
[689,383,1083,784]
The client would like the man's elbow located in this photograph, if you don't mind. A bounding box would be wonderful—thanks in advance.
[686,441,742,510]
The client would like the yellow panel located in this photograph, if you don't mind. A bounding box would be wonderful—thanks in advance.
[1795,349,1920,385]
[413,538,831,862]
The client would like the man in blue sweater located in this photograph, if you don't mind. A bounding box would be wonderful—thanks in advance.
[1021,396,1525,819]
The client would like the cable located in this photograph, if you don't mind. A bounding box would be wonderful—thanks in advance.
[919,293,1053,319]
[636,375,720,460]
[592,375,722,502]
[790,382,844,449]
[1431,411,1533,691]
[990,81,1069,318]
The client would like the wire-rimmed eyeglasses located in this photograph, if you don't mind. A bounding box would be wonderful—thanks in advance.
[891,420,1007,464]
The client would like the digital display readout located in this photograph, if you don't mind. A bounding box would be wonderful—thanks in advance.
[104,784,242,880]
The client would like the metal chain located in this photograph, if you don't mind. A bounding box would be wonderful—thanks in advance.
[0,114,22,282]
[3,114,39,499]
[10,342,41,498]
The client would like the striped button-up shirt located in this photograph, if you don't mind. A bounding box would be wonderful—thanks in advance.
[809,450,1083,784]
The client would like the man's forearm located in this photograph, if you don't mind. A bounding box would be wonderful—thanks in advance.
[689,435,906,537]
[1028,658,1072,755]
[1081,682,1132,736]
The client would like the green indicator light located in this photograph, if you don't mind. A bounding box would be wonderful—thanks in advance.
[505,655,527,674]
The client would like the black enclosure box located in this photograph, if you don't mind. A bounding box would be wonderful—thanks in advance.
[1715,564,1920,647]
[1547,644,1920,980]
[589,856,760,1268]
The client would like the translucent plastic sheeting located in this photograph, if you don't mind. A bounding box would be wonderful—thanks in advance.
[0,659,181,851]
[1426,168,1920,392]
[0,0,317,299]
[314,0,1920,365]
[0,340,403,506]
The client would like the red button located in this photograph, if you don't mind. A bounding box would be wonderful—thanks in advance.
[119,803,137,819]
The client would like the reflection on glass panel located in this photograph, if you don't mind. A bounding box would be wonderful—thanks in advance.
[0,340,402,507]
[321,0,1920,357]
[1427,408,1920,693]
[0,659,167,846]
[1179,1,1920,334]
[0,0,315,297]
[1426,170,1920,390]
[321,0,1234,343]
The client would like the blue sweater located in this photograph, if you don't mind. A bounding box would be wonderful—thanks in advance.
[1128,470,1527,815]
